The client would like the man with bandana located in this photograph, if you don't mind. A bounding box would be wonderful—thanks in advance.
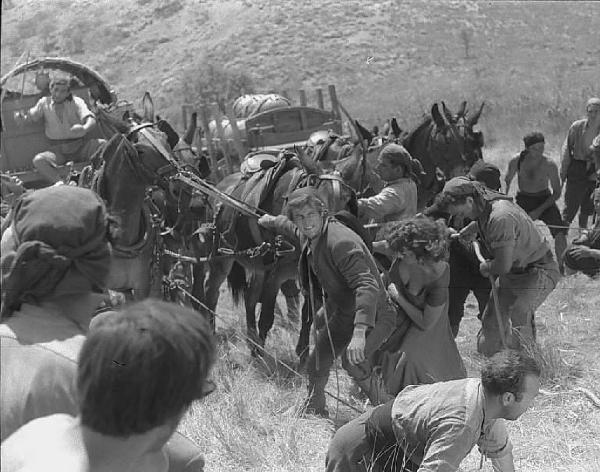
[0,186,209,471]
[560,97,600,229]
[505,131,568,272]
[428,177,560,356]
[357,143,421,225]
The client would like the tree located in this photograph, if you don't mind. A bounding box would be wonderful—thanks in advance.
[181,62,255,109]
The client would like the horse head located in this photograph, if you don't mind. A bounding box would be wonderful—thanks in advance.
[429,101,485,178]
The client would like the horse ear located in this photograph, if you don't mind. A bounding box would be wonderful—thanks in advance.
[355,120,373,145]
[391,118,402,138]
[431,104,446,129]
[468,102,485,127]
[457,101,467,118]
[441,101,455,124]
[142,91,154,123]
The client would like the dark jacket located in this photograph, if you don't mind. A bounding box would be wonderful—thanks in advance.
[261,216,386,327]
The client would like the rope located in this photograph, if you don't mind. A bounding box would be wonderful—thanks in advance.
[168,281,364,414]
[364,220,592,232]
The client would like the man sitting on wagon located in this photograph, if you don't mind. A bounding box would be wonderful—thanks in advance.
[15,74,104,185]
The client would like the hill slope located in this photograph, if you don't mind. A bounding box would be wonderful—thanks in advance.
[2,0,599,140]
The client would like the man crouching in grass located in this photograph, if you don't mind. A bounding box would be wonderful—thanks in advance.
[1,300,216,472]
[326,349,541,472]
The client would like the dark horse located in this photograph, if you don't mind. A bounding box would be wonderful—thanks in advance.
[202,151,358,350]
[310,101,485,209]
[87,132,181,300]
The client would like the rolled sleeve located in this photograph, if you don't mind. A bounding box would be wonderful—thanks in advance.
[358,187,402,221]
[331,240,379,327]
[74,96,94,122]
[28,98,45,121]
[486,215,517,250]
[478,419,513,459]
[417,422,475,472]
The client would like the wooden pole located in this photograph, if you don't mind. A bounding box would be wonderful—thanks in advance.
[181,105,189,130]
[198,104,221,180]
[328,84,340,119]
[299,89,307,107]
[281,90,290,101]
[316,88,324,110]
[211,102,233,175]
[225,102,246,162]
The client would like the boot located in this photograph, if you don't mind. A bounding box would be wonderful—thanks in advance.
[305,376,329,417]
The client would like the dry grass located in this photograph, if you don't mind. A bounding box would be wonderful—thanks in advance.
[178,267,600,471]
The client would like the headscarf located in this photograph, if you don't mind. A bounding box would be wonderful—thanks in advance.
[425,176,512,216]
[1,186,111,318]
[379,143,425,183]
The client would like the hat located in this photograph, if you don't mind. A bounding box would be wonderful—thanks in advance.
[469,160,501,191]
[586,97,600,109]
[523,131,545,149]
[1,186,111,318]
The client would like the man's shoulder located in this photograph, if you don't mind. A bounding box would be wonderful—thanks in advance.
[1,414,81,471]
[569,118,587,130]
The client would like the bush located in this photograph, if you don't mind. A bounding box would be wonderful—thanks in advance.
[181,62,255,108]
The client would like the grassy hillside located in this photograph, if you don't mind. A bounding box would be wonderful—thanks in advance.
[2,2,600,471]
[2,0,599,143]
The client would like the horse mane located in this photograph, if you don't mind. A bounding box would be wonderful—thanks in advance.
[91,134,143,203]
[402,116,433,150]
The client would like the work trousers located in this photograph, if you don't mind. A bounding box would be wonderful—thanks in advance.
[326,401,419,472]
[477,252,560,357]
[562,161,595,227]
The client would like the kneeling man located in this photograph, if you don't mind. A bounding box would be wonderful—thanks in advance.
[326,349,540,472]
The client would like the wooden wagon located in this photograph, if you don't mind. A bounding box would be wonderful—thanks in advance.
[0,56,130,188]
[181,85,344,174]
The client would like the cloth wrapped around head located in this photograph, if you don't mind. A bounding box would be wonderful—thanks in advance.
[1,186,112,319]
[425,176,512,216]
[379,143,426,183]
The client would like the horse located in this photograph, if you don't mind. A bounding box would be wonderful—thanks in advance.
[201,150,358,352]
[309,101,485,209]
[87,131,183,300]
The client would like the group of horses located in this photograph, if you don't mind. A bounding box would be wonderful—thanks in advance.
[0,98,486,356]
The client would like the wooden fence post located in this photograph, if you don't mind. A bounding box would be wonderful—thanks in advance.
[198,104,221,180]
[328,84,340,119]
[316,88,324,110]
[211,102,233,175]
[299,89,307,107]
[225,102,246,161]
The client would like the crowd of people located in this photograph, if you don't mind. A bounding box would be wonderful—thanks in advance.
[1,81,599,471]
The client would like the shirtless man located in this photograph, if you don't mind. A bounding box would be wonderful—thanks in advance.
[505,131,567,272]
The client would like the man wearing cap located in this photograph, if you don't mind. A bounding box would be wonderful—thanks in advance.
[505,131,568,272]
[560,98,600,228]
[0,186,209,471]
[357,143,420,225]
[258,187,397,416]
[14,75,104,185]
[430,177,560,356]
[428,160,501,337]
